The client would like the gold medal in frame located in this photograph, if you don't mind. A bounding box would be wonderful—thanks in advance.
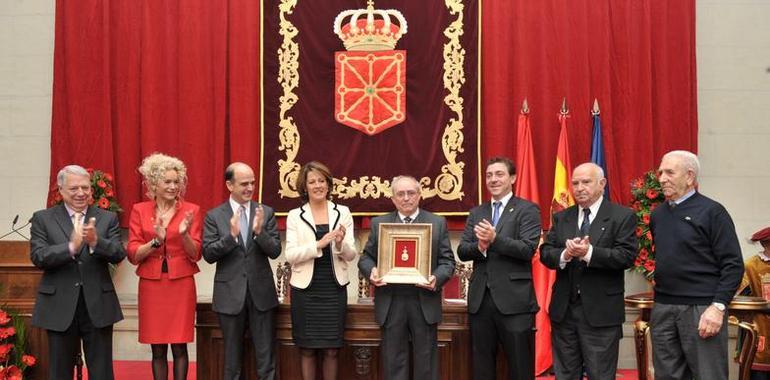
[377,223,432,285]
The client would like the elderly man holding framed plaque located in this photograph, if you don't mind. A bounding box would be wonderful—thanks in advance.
[358,175,456,380]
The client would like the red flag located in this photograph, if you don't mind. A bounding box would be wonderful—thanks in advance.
[514,105,555,376]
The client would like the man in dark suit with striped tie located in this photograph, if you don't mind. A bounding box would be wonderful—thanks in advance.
[458,157,542,379]
[30,165,126,380]
[540,162,638,379]
[358,175,456,380]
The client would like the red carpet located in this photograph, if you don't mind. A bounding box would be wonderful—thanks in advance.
[81,362,638,379]
[82,362,197,379]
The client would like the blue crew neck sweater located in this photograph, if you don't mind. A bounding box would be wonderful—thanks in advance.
[650,192,744,306]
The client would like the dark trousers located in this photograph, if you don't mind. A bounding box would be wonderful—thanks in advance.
[381,290,438,380]
[469,288,535,380]
[47,289,114,380]
[650,303,729,380]
[551,300,622,380]
[217,290,276,380]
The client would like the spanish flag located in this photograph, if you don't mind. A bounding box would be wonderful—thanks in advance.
[551,107,574,221]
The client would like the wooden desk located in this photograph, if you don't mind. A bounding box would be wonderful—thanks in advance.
[625,292,770,380]
[196,301,508,379]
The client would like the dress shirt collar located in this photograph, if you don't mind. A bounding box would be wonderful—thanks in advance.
[580,196,603,224]
[490,191,513,210]
[64,203,86,219]
[398,209,420,223]
[671,189,696,206]
[229,197,250,218]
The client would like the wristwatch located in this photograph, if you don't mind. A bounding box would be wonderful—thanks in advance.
[711,302,726,312]
[150,238,163,249]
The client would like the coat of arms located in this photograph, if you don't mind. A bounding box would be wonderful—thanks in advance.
[333,1,408,136]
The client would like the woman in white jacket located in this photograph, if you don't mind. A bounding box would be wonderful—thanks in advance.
[285,161,357,380]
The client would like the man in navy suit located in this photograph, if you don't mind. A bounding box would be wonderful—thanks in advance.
[30,165,126,380]
[358,175,456,380]
[540,162,637,379]
[458,157,542,379]
[202,162,282,380]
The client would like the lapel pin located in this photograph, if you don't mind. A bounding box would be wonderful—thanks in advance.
[508,208,513,213]
[685,216,691,221]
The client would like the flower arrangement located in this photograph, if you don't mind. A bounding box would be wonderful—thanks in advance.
[49,168,122,213]
[0,306,36,379]
[629,170,665,281]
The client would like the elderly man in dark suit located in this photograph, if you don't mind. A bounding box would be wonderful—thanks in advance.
[30,164,126,380]
[202,162,282,380]
[358,175,456,380]
[457,156,542,379]
[540,162,638,379]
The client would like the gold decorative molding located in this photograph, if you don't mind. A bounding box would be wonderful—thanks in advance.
[272,0,474,202]
[276,0,301,199]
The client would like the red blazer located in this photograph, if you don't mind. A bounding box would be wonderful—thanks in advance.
[127,200,202,280]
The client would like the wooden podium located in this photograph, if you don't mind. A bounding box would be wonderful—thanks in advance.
[0,241,47,380]
[196,301,485,379]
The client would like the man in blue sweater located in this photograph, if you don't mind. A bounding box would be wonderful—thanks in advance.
[650,150,744,380]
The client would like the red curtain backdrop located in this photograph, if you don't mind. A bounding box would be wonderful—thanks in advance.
[49,0,696,225]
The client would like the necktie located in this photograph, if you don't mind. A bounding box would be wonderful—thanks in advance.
[73,212,84,228]
[239,205,248,245]
[580,208,591,236]
[403,216,412,224]
[491,201,502,226]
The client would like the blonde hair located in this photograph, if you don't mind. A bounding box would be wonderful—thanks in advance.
[138,153,188,200]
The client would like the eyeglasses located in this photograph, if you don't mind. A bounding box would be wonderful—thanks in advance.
[394,190,419,199]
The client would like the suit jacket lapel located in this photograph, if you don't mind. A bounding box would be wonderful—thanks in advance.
[563,206,579,239]
[53,204,74,240]
[328,201,341,230]
[494,197,515,232]
[589,199,610,242]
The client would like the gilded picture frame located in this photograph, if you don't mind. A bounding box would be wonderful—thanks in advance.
[377,223,432,284]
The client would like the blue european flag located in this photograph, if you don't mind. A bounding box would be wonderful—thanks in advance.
[590,110,610,199]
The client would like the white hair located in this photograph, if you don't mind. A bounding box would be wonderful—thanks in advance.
[663,150,700,179]
[574,162,605,179]
[390,175,419,193]
[56,165,90,187]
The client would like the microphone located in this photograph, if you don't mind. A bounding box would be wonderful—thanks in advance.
[0,214,31,240]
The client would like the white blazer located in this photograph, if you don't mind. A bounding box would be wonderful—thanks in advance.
[285,201,357,289]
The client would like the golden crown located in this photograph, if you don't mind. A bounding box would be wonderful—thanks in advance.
[333,0,408,51]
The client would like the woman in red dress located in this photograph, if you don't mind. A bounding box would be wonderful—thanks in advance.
[127,153,202,380]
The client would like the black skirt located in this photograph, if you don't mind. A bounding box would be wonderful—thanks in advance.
[290,224,347,348]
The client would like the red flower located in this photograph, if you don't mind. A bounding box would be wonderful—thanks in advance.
[98,198,110,209]
[643,260,655,272]
[649,203,658,212]
[0,343,12,360]
[638,248,649,260]
[646,189,658,200]
[634,257,643,267]
[0,309,9,325]
[22,354,37,366]
[0,326,15,339]
[97,180,107,189]
[104,173,114,182]
[645,231,653,241]
[86,168,94,174]
[105,188,114,197]
[2,365,22,380]
[642,214,650,224]
[635,227,644,237]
